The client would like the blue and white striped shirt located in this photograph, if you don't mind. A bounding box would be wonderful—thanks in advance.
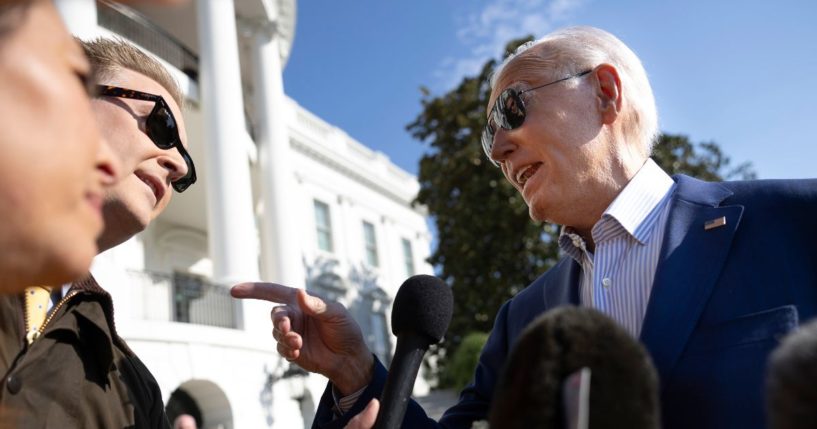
[558,159,676,337]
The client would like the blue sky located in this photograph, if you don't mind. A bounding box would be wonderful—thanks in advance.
[283,0,816,180]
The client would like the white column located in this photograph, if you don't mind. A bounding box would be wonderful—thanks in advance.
[197,7,268,429]
[196,2,260,285]
[248,18,305,290]
[54,0,98,40]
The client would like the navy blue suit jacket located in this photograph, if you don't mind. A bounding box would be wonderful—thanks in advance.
[313,175,817,429]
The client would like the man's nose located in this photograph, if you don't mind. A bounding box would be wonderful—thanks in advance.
[158,149,189,183]
[490,129,517,164]
[96,136,122,187]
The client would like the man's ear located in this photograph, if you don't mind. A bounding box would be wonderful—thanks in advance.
[594,64,622,125]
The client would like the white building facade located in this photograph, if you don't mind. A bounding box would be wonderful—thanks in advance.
[56,1,434,428]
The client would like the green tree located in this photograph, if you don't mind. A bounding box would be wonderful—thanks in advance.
[440,332,489,392]
[409,37,559,385]
[408,37,756,386]
[652,134,756,181]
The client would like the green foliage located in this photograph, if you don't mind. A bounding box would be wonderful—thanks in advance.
[409,36,557,382]
[409,37,756,384]
[439,332,489,392]
[651,134,757,180]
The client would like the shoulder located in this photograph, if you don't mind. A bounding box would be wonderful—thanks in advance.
[116,351,171,428]
[703,177,817,221]
[674,174,817,207]
[720,178,817,206]
[672,175,817,244]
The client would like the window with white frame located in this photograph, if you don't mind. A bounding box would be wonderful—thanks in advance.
[313,200,333,252]
[401,238,415,276]
[362,221,379,267]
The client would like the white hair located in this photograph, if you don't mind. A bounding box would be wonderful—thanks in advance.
[490,26,659,153]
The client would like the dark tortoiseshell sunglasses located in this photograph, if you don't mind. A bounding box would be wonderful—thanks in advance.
[97,85,196,192]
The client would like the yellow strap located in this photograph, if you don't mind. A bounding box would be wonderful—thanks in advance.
[24,286,51,344]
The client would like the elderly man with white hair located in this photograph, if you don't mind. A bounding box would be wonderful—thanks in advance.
[233,26,817,429]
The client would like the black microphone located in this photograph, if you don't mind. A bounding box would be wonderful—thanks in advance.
[374,274,453,429]
[767,317,817,429]
[489,307,661,429]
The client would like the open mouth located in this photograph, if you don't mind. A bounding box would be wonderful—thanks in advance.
[135,172,165,205]
[515,163,542,188]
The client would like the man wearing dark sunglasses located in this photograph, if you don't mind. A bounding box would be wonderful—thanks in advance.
[474,28,816,429]
[235,26,817,429]
[0,38,192,428]
[96,85,196,191]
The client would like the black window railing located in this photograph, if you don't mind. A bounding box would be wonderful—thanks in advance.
[128,269,238,329]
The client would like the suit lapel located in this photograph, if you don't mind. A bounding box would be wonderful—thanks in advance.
[639,175,744,379]
[543,258,582,310]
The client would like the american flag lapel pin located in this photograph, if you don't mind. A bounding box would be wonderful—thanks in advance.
[704,216,727,231]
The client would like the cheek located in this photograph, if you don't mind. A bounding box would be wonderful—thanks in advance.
[53,99,101,194]
[500,165,515,185]
[0,171,94,287]
[0,164,39,229]
[110,175,147,200]
[92,104,145,165]
[3,79,98,191]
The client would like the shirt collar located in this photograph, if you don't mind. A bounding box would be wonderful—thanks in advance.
[557,158,674,261]
[603,158,674,243]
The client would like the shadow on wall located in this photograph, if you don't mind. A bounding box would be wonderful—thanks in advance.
[304,257,393,365]
[166,379,233,429]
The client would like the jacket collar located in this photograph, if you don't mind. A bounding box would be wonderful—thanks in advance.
[63,275,134,360]
[638,175,744,379]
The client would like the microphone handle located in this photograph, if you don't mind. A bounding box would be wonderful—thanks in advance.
[373,333,428,429]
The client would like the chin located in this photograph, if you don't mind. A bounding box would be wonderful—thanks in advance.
[97,214,149,254]
[104,199,151,231]
[97,218,148,253]
[528,208,548,223]
[46,239,96,286]
[526,197,550,223]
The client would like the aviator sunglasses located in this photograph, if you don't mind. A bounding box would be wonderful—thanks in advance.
[481,69,593,166]
[97,85,197,192]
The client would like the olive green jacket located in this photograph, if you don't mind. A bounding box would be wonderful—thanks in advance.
[0,275,169,428]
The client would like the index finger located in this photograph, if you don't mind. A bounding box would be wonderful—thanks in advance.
[230,282,299,304]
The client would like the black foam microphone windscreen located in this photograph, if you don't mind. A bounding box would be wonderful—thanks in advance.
[767,318,817,429]
[374,275,453,429]
[489,306,661,429]
[390,274,453,341]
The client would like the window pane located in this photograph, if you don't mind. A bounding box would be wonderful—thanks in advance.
[363,221,379,267]
[370,312,390,363]
[402,238,415,276]
[314,200,333,252]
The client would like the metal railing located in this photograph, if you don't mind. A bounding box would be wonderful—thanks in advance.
[127,269,238,329]
[97,1,199,81]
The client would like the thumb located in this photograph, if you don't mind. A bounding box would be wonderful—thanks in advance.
[361,399,379,423]
[296,289,330,318]
[346,399,379,429]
